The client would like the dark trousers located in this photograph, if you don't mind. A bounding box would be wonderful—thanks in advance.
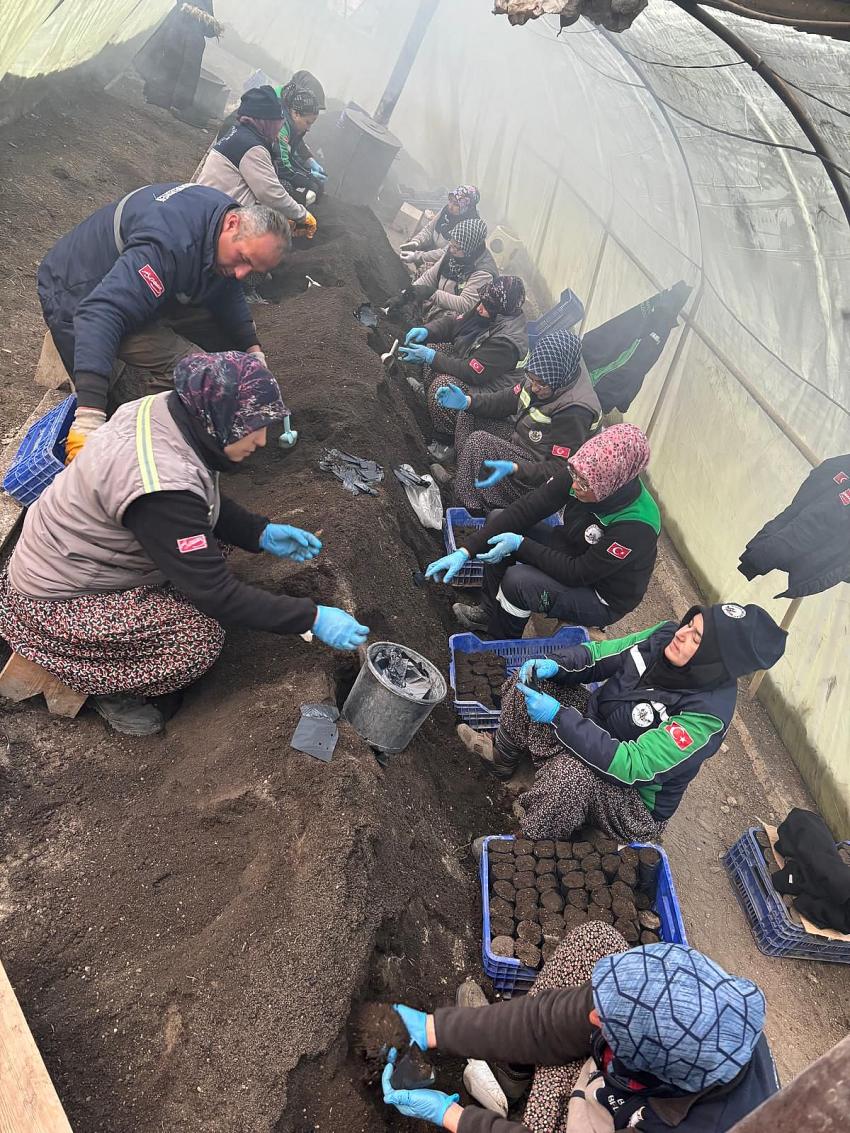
[481,522,615,638]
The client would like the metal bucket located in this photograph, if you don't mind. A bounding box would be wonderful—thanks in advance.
[342,641,446,753]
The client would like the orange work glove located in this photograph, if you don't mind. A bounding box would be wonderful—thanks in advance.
[65,407,106,464]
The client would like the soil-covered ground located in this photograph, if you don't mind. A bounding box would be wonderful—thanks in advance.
[1,88,849,1133]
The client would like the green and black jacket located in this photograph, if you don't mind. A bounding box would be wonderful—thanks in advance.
[544,623,736,821]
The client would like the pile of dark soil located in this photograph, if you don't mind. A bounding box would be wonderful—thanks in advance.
[454,651,508,708]
[487,836,663,968]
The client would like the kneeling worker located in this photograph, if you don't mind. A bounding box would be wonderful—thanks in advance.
[37,183,289,458]
[0,353,368,736]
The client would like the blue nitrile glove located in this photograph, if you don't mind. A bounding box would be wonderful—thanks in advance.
[382,1051,459,1125]
[435,384,471,411]
[518,657,560,684]
[475,459,518,489]
[393,1004,430,1050]
[516,682,561,724]
[405,327,429,345]
[308,158,327,181]
[476,532,523,564]
[312,606,370,650]
[259,523,322,562]
[424,549,469,584]
[400,344,436,365]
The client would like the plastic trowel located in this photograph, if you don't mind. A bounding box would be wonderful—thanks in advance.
[278,412,298,450]
[381,339,400,369]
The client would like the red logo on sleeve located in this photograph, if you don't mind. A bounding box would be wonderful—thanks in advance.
[606,542,632,559]
[833,471,848,484]
[138,264,164,297]
[840,489,850,506]
[469,358,484,374]
[513,383,522,394]
[177,534,208,553]
[665,722,694,750]
[551,445,571,459]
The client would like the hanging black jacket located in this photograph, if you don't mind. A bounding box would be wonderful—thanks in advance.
[738,455,850,598]
[583,281,691,413]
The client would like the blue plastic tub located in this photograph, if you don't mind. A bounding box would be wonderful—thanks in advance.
[528,288,585,349]
[443,506,561,588]
[480,835,687,995]
[724,827,850,964]
[449,625,591,732]
[3,395,76,507]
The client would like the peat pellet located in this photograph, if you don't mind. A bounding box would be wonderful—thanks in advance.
[555,841,574,859]
[582,852,601,873]
[515,941,542,969]
[534,840,556,859]
[490,897,514,921]
[562,906,587,931]
[561,870,584,890]
[541,890,565,913]
[491,935,515,957]
[517,920,543,946]
[515,855,536,873]
[513,839,534,857]
[601,854,621,881]
[619,846,639,869]
[535,858,556,876]
[515,905,539,925]
[754,829,771,850]
[542,941,559,962]
[513,871,536,891]
[610,880,633,904]
[640,930,661,945]
[491,861,514,881]
[488,839,512,855]
[634,891,652,911]
[612,898,637,923]
[492,880,516,903]
[584,869,606,891]
[591,888,612,909]
[557,859,580,877]
[595,837,619,856]
[638,910,662,932]
[614,919,640,944]
[489,917,515,938]
[536,874,558,893]
[617,863,637,888]
[515,889,539,910]
[540,912,564,936]
[638,847,661,868]
[567,888,588,910]
[573,841,594,860]
[587,904,614,924]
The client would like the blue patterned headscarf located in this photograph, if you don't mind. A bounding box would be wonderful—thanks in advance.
[592,944,766,1093]
[528,331,582,392]
[174,351,287,447]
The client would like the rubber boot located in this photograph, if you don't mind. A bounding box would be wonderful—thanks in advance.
[91,694,164,736]
[452,602,488,631]
[429,463,453,487]
[457,723,519,779]
[427,441,455,464]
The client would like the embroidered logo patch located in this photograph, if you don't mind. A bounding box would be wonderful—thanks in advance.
[584,524,603,545]
[551,445,571,459]
[632,703,655,728]
[833,471,848,485]
[721,603,746,618]
[529,429,543,443]
[665,722,693,750]
[607,542,631,559]
[469,358,484,374]
[139,264,164,297]
[841,489,850,507]
[177,534,208,554]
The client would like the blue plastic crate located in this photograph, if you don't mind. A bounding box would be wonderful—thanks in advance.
[528,288,585,349]
[480,835,687,995]
[449,625,591,732]
[443,506,562,588]
[3,395,76,507]
[724,827,850,964]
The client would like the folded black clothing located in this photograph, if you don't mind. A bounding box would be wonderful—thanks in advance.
[771,808,850,933]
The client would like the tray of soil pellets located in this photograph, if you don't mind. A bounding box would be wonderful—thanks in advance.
[480,833,687,994]
[450,625,592,732]
[443,507,562,587]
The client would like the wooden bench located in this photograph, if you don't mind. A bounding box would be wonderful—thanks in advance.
[0,654,85,718]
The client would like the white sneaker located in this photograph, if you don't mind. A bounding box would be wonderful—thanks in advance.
[463,1059,509,1116]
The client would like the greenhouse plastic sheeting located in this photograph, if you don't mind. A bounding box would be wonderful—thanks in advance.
[217,0,850,829]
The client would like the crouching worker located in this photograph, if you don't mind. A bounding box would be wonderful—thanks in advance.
[383,932,778,1133]
[387,219,497,322]
[426,425,658,640]
[399,185,482,273]
[462,602,786,844]
[0,353,369,737]
[432,330,601,508]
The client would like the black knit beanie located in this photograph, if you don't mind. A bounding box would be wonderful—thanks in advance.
[237,85,283,120]
[705,602,787,679]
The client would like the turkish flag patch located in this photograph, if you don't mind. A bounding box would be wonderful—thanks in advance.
[177,534,208,553]
[551,445,571,459]
[834,471,849,485]
[139,263,164,297]
[665,722,694,750]
[606,542,631,559]
[513,383,522,394]
[840,489,850,506]
[469,358,484,374]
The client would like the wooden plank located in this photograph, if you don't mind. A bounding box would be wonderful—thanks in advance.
[0,959,73,1132]
[0,390,66,557]
[33,333,70,391]
[0,654,86,718]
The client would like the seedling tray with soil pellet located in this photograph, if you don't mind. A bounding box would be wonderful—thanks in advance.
[450,626,592,732]
[443,507,562,588]
[480,833,687,994]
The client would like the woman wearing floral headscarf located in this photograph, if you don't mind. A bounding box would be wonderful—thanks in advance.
[429,330,602,510]
[398,185,482,272]
[386,218,498,321]
[0,352,368,736]
[425,423,660,641]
